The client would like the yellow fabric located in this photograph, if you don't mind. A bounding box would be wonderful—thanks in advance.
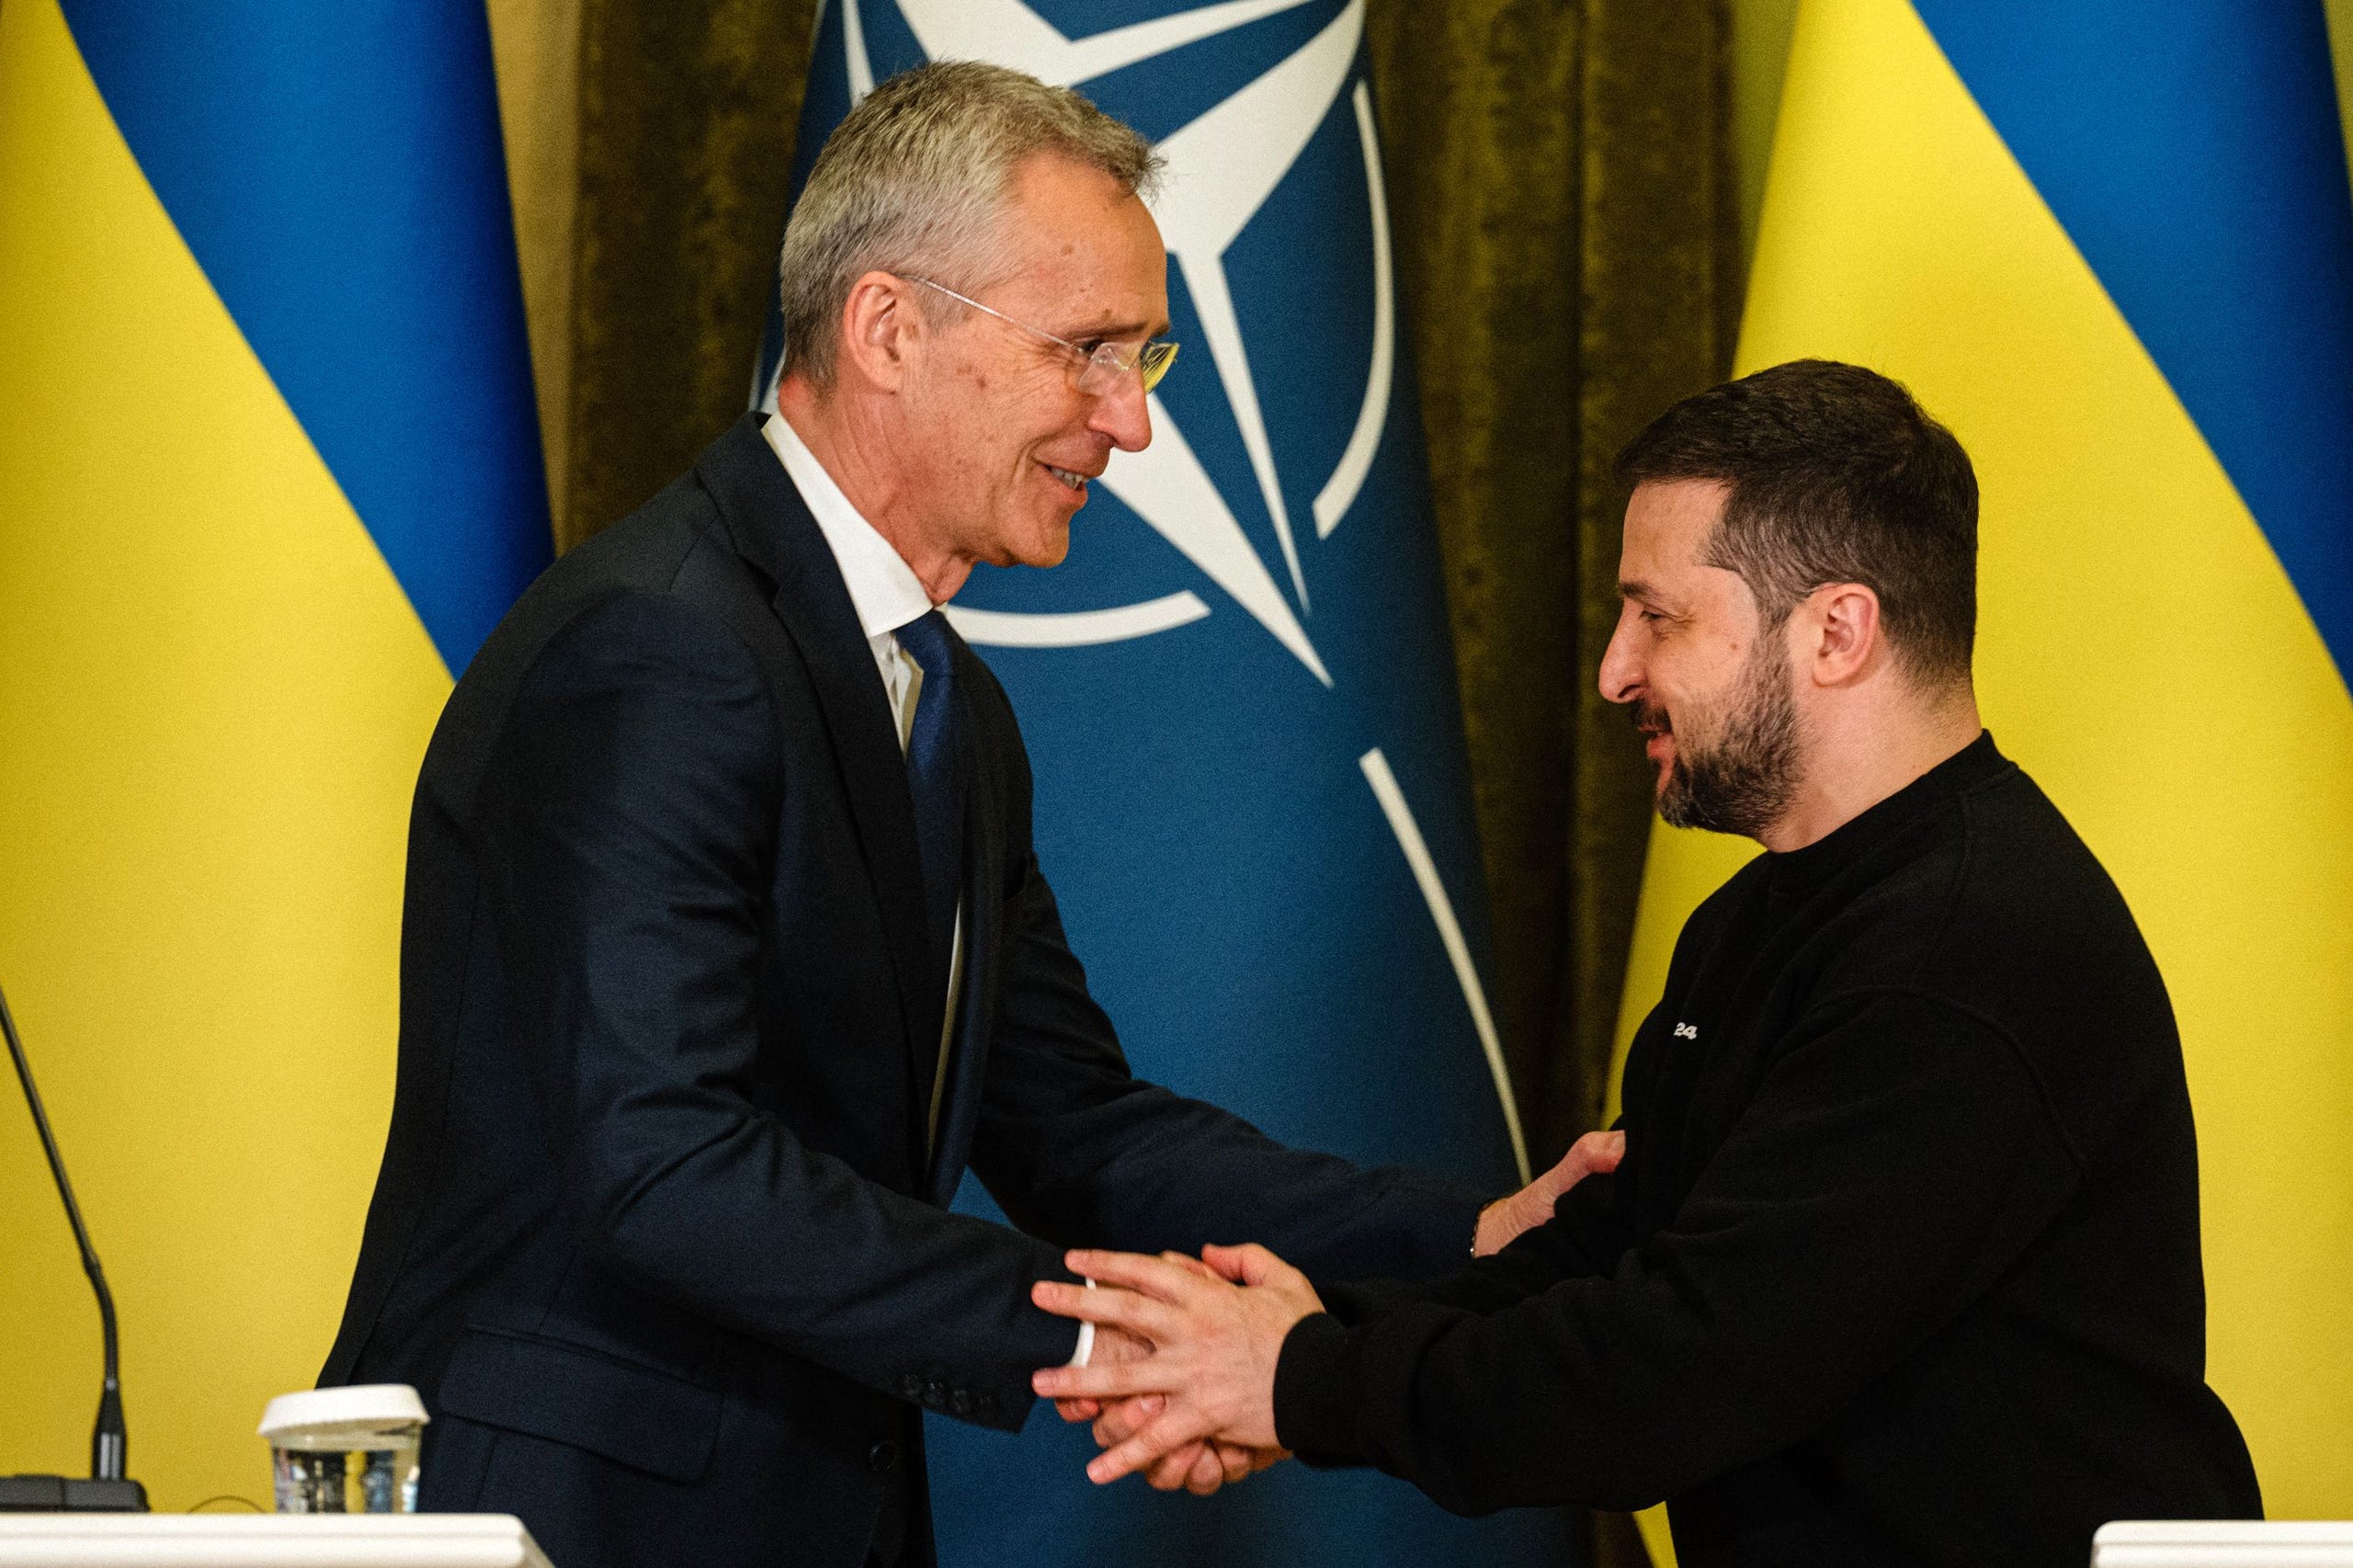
[0,0,449,1508]
[1632,1502,1679,1565]
[1614,0,2353,1542]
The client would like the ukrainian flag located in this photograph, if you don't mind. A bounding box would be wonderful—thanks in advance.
[1617,0,2353,1551]
[0,0,547,1508]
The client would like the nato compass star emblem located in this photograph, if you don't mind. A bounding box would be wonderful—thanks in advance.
[764,0,1529,1179]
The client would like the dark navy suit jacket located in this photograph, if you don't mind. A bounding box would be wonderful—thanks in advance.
[321,415,1483,1568]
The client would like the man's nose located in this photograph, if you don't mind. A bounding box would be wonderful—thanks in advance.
[1597,601,1643,705]
[1088,371,1154,452]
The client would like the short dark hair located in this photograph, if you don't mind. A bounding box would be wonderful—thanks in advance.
[1613,359,1979,683]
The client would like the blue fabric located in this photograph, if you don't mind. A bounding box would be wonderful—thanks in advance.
[766,5,1577,1564]
[896,608,966,982]
[1912,0,2353,686]
[60,0,552,675]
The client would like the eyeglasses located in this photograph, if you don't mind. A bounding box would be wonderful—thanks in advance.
[908,276,1180,396]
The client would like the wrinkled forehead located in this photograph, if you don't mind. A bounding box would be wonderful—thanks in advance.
[992,153,1167,316]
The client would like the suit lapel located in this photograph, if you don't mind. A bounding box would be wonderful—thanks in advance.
[694,416,942,1137]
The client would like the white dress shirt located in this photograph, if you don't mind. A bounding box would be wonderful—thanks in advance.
[763,412,960,1119]
[761,415,1092,1367]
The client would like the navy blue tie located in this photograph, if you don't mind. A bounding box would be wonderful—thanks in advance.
[893,610,963,988]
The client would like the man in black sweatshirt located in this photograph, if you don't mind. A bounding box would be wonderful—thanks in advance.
[1030,359,2262,1565]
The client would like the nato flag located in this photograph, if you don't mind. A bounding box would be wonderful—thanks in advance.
[759,4,1583,1562]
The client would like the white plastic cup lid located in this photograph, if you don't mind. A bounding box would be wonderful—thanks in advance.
[258,1384,429,1444]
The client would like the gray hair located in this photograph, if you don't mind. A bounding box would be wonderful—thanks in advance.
[778,61,1165,389]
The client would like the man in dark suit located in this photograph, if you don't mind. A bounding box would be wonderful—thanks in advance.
[321,61,1609,1568]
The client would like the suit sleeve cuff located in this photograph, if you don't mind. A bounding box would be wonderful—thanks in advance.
[1069,1280,1097,1367]
[1272,1312,1370,1465]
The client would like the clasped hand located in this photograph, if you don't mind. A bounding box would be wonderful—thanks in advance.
[1031,1244,1313,1493]
[1029,1129,1626,1495]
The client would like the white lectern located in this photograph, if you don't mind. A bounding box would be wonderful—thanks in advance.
[2094,1520,2353,1566]
[0,1516,552,1567]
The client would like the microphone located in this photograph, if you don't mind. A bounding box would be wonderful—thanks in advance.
[0,977,146,1513]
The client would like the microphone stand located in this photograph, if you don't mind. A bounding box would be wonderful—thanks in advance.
[0,978,147,1512]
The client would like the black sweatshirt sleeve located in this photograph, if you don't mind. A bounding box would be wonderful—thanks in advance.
[1272,991,2079,1514]
[1318,1126,1639,1325]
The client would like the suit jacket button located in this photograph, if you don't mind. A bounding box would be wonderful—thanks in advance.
[949,1388,972,1417]
[898,1374,923,1400]
[977,1392,1002,1419]
[869,1439,900,1474]
[922,1380,948,1408]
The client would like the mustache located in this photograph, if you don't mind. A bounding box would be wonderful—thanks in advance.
[1630,699,1672,738]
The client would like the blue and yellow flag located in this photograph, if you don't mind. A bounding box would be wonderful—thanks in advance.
[0,0,548,1507]
[1618,0,2353,1551]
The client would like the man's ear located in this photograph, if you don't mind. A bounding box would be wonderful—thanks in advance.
[835,271,920,392]
[1806,582,1883,687]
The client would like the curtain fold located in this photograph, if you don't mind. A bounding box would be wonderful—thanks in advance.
[563,0,813,548]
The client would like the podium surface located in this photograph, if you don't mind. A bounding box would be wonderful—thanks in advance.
[2094,1521,2353,1565]
[0,1516,552,1567]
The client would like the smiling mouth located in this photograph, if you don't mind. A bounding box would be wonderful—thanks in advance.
[1632,708,1674,764]
[1044,464,1089,493]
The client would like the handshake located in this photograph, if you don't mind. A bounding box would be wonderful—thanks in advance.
[1028,1130,1624,1495]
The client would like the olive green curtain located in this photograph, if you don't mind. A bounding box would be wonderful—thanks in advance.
[557,6,1737,1560]
[1360,0,1739,1187]
[561,0,817,538]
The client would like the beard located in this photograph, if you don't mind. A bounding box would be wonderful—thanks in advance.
[1635,637,1802,838]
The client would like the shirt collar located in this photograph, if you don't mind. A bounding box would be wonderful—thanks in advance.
[762,411,935,642]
